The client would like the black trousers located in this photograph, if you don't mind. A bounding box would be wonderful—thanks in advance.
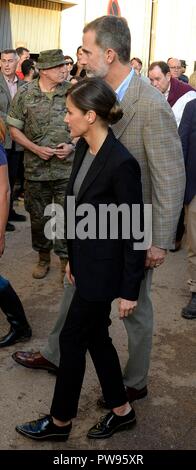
[50,290,127,421]
[176,207,185,242]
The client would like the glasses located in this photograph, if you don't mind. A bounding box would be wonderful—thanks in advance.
[169,66,181,70]
[65,61,73,65]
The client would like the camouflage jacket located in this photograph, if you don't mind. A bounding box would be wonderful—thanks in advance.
[7,78,73,180]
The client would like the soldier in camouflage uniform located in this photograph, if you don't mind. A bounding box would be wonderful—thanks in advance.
[7,49,74,281]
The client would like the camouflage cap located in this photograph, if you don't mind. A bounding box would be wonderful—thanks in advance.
[37,49,66,69]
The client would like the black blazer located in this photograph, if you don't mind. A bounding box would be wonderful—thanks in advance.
[65,128,145,302]
[179,98,196,205]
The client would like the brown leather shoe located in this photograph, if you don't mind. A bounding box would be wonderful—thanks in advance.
[126,385,148,403]
[12,351,58,373]
[97,386,148,409]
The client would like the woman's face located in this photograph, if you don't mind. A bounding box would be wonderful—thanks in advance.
[65,96,89,138]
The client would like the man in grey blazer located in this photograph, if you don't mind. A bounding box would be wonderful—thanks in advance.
[12,17,185,404]
[0,49,26,230]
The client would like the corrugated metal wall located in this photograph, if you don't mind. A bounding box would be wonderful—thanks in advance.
[0,0,13,49]
[0,0,62,52]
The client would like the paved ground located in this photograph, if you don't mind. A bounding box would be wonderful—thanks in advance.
[0,202,195,452]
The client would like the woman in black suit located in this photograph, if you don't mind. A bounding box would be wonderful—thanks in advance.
[16,78,145,441]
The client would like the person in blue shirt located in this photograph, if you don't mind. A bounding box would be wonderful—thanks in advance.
[0,118,31,347]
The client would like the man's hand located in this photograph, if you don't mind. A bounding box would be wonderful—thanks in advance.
[118,298,138,319]
[34,145,54,160]
[145,246,167,269]
[66,261,75,285]
[55,143,74,160]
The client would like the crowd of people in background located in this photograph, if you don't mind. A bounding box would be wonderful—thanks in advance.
[0,15,195,443]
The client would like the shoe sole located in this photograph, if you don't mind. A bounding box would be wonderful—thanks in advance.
[16,427,69,441]
[0,335,32,348]
[87,418,136,439]
[181,312,196,319]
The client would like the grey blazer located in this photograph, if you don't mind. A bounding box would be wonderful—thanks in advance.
[112,74,186,249]
[0,72,22,150]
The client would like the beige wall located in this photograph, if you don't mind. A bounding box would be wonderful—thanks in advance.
[1,0,195,75]
[0,0,62,53]
[60,0,196,77]
[60,0,152,75]
[10,0,61,53]
[60,0,85,59]
[150,0,196,76]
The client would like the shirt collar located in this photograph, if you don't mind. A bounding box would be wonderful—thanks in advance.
[164,82,171,100]
[4,75,18,84]
[115,68,135,101]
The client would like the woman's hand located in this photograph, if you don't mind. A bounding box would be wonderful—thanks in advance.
[118,298,138,319]
[66,261,75,285]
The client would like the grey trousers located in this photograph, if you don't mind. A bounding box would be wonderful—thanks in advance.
[41,269,153,388]
[41,276,75,367]
[185,196,196,293]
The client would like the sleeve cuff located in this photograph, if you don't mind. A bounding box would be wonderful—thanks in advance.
[6,116,24,130]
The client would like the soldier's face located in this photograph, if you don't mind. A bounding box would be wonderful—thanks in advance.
[82,30,110,78]
[65,96,90,138]
[0,53,18,78]
[44,64,67,84]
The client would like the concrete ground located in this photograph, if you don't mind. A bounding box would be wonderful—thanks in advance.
[0,202,195,452]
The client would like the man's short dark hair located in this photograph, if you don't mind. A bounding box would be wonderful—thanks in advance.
[149,61,170,75]
[16,47,29,57]
[0,49,17,58]
[83,15,131,64]
[131,57,142,66]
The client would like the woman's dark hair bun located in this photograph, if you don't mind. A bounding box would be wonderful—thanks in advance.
[66,77,123,125]
[107,102,123,124]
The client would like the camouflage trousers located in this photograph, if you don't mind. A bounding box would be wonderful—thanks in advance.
[24,179,69,258]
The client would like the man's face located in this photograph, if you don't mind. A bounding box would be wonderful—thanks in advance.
[0,53,18,78]
[148,66,170,93]
[82,30,109,78]
[43,64,67,84]
[20,50,30,64]
[77,47,83,65]
[167,58,181,79]
[131,59,142,74]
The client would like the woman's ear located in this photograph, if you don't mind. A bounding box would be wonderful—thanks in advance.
[86,110,96,124]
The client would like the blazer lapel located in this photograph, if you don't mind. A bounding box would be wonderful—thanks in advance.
[72,130,116,204]
[112,74,140,139]
[67,138,88,195]
[0,73,11,102]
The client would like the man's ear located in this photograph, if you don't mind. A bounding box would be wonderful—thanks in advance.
[166,72,171,82]
[105,48,116,64]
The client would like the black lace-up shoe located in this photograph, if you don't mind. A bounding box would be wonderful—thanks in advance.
[87,408,136,439]
[16,415,72,441]
[182,293,196,319]
[9,210,26,222]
